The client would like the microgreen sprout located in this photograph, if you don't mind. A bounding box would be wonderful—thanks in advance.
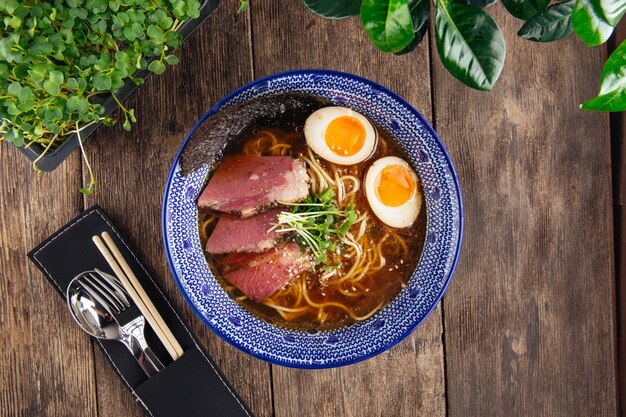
[0,0,201,191]
[270,189,357,267]
[237,1,250,13]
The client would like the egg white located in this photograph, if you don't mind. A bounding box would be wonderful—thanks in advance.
[365,156,422,228]
[304,107,377,165]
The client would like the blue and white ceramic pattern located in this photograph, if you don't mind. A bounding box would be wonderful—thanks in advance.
[162,69,463,368]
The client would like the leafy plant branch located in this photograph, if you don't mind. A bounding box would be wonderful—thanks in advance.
[299,0,626,111]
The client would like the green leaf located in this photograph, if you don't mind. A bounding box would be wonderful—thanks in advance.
[394,0,430,54]
[572,0,615,45]
[67,95,90,114]
[502,0,550,19]
[7,82,21,97]
[148,59,166,74]
[164,30,181,48]
[18,86,32,101]
[518,0,575,41]
[301,0,362,18]
[164,54,180,65]
[92,73,112,90]
[581,89,626,110]
[455,0,498,7]
[361,0,415,53]
[581,38,626,111]
[43,79,61,96]
[28,41,53,56]
[147,24,164,39]
[79,187,93,196]
[49,70,64,85]
[594,0,626,25]
[435,0,506,90]
[67,77,80,90]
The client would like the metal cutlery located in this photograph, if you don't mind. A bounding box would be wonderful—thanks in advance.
[67,269,165,376]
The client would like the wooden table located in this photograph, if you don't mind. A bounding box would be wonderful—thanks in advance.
[1,0,623,415]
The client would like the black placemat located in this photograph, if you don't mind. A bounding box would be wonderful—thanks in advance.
[28,205,254,417]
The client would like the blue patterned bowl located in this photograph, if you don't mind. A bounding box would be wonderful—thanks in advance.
[162,69,463,368]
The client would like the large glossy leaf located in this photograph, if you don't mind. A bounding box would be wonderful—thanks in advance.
[595,0,626,25]
[518,0,575,41]
[394,0,430,55]
[455,0,498,8]
[581,38,626,111]
[502,0,550,19]
[301,0,362,19]
[361,0,415,53]
[434,0,506,90]
[572,0,614,45]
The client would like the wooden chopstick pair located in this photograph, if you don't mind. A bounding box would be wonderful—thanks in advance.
[92,231,183,361]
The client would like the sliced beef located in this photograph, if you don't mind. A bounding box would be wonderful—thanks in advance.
[180,93,332,176]
[205,209,281,254]
[222,243,310,301]
[197,155,308,217]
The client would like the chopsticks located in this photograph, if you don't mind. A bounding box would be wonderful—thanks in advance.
[92,232,184,360]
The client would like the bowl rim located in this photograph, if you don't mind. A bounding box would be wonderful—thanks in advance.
[162,69,464,368]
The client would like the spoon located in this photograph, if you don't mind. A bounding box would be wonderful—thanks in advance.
[67,271,164,376]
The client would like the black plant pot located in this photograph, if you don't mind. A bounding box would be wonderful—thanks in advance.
[16,0,221,172]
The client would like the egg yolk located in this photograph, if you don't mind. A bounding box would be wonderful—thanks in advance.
[324,116,366,157]
[376,165,416,207]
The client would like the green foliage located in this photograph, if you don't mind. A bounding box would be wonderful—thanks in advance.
[501,0,551,20]
[455,0,498,8]
[518,0,575,42]
[581,38,626,111]
[394,0,430,55]
[301,0,362,18]
[299,0,626,111]
[435,0,506,91]
[360,0,415,53]
[0,0,199,181]
[572,0,615,45]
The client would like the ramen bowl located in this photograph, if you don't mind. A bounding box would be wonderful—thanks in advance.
[162,69,463,368]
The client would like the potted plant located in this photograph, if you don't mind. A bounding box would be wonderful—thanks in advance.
[0,0,220,193]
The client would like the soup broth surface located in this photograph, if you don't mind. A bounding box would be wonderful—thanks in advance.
[199,112,426,331]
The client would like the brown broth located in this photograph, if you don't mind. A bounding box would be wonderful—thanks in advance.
[198,118,426,331]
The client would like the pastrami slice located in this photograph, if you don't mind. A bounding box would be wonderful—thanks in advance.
[197,155,309,217]
[223,243,310,301]
[205,209,281,254]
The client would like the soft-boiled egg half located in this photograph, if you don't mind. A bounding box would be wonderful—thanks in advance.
[304,107,377,165]
[365,156,422,228]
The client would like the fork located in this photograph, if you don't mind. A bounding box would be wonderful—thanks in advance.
[69,269,165,376]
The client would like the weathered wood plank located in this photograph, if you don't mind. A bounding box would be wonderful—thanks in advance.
[612,23,625,417]
[432,5,617,416]
[251,2,446,416]
[0,147,97,417]
[82,1,272,416]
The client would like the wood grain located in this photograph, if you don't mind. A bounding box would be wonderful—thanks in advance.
[612,22,626,417]
[82,1,272,416]
[251,2,446,416]
[431,4,618,416]
[0,147,97,417]
[1,1,622,416]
